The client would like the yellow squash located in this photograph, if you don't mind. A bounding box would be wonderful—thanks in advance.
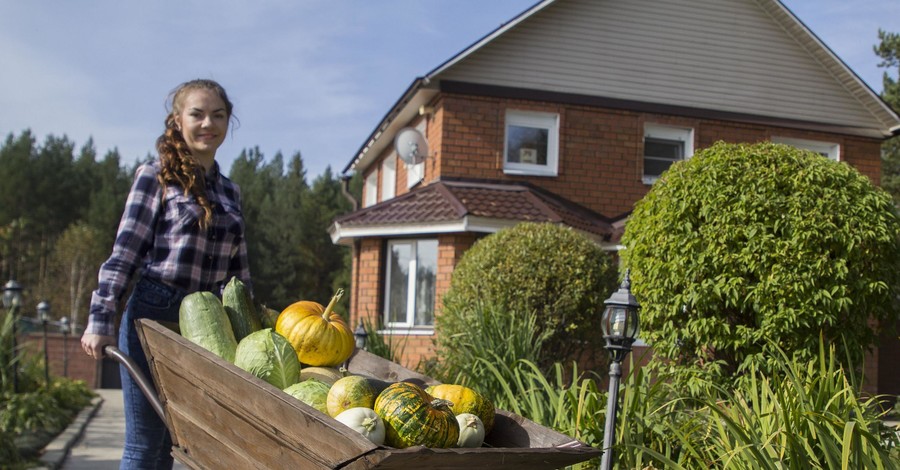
[276,289,354,367]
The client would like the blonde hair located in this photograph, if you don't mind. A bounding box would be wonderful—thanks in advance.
[155,79,235,228]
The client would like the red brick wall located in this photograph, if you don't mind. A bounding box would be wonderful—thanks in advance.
[20,333,100,388]
[432,94,884,217]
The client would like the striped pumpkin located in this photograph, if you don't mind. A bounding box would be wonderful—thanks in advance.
[426,384,496,434]
[374,382,459,448]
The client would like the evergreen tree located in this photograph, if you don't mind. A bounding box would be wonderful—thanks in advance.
[876,29,900,203]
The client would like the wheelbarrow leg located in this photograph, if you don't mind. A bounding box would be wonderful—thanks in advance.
[104,345,166,422]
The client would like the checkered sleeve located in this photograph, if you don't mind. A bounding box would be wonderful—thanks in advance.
[85,163,162,336]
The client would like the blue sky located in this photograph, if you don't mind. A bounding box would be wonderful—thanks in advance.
[1,1,897,180]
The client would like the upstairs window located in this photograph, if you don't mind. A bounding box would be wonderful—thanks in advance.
[643,124,694,184]
[381,154,396,200]
[504,110,559,176]
[384,239,437,328]
[772,137,840,161]
[363,170,378,207]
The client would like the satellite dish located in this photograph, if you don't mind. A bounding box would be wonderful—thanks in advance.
[394,127,429,165]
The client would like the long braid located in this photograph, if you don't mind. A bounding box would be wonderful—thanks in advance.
[155,79,233,229]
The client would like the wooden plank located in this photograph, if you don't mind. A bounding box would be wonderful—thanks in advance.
[346,349,438,388]
[341,446,602,470]
[160,364,335,468]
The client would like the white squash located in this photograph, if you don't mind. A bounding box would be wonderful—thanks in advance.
[335,407,386,445]
[456,413,485,448]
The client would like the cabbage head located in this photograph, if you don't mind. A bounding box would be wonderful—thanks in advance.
[283,379,331,414]
[234,328,300,389]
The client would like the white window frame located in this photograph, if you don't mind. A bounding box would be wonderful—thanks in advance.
[381,153,397,201]
[384,239,437,329]
[643,124,694,184]
[503,110,559,177]
[363,170,378,208]
[772,136,840,161]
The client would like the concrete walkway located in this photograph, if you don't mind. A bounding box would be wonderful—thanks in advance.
[62,388,186,470]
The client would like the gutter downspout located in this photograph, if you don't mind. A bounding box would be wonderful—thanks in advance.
[341,173,359,211]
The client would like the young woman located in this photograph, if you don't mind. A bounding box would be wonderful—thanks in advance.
[81,79,251,470]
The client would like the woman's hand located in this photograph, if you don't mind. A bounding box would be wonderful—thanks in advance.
[81,333,117,360]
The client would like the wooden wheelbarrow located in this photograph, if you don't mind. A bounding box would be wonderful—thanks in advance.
[107,319,602,469]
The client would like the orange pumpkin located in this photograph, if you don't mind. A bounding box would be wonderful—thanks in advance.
[275,289,354,367]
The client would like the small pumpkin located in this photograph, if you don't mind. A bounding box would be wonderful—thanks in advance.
[456,413,485,448]
[335,407,386,445]
[426,384,496,434]
[374,382,459,449]
[276,289,354,367]
[327,375,378,417]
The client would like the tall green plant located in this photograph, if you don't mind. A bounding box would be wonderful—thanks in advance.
[432,299,550,399]
[625,340,900,469]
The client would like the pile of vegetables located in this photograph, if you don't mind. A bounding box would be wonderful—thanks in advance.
[178,280,495,448]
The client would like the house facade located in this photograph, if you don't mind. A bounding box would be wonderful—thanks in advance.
[329,0,900,392]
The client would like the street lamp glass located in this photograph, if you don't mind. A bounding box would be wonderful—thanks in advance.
[3,280,23,309]
[60,316,70,334]
[354,321,367,350]
[37,301,50,321]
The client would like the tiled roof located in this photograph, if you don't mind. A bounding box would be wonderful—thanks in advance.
[334,179,616,240]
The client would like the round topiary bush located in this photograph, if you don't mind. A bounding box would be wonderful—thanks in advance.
[621,141,900,390]
[438,222,618,373]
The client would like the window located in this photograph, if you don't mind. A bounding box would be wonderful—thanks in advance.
[384,239,437,328]
[381,154,396,200]
[363,170,378,207]
[504,110,559,176]
[643,124,694,184]
[772,137,840,161]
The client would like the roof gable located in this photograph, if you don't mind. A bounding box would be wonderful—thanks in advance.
[432,0,898,137]
[346,0,899,174]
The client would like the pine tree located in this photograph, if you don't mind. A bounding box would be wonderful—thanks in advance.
[876,29,900,203]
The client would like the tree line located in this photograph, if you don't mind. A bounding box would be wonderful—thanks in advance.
[0,131,359,332]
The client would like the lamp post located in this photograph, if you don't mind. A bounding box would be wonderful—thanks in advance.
[3,280,23,393]
[354,320,367,351]
[37,300,50,387]
[600,270,641,470]
[60,316,70,377]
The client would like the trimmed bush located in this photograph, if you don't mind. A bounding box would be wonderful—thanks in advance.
[438,222,618,372]
[621,141,900,391]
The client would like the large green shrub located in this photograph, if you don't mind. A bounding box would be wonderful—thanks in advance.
[438,222,618,371]
[621,141,900,390]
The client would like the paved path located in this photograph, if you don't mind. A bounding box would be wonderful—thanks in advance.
[62,388,186,470]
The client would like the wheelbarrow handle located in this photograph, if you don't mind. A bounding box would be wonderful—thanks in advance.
[103,345,166,422]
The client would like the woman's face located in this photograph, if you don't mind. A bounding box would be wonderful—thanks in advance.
[174,88,229,168]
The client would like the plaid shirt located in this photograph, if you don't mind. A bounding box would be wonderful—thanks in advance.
[86,160,251,336]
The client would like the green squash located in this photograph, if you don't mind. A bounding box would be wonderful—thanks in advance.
[180,291,237,362]
[222,276,261,341]
[326,375,377,417]
[374,382,459,449]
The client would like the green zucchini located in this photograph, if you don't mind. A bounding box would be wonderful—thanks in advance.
[180,291,238,362]
[222,276,261,341]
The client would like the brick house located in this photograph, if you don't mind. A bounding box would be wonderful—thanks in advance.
[329,0,900,391]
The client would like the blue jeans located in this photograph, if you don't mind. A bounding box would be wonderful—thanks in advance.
[118,276,185,470]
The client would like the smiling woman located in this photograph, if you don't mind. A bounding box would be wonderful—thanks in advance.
[80,79,252,470]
